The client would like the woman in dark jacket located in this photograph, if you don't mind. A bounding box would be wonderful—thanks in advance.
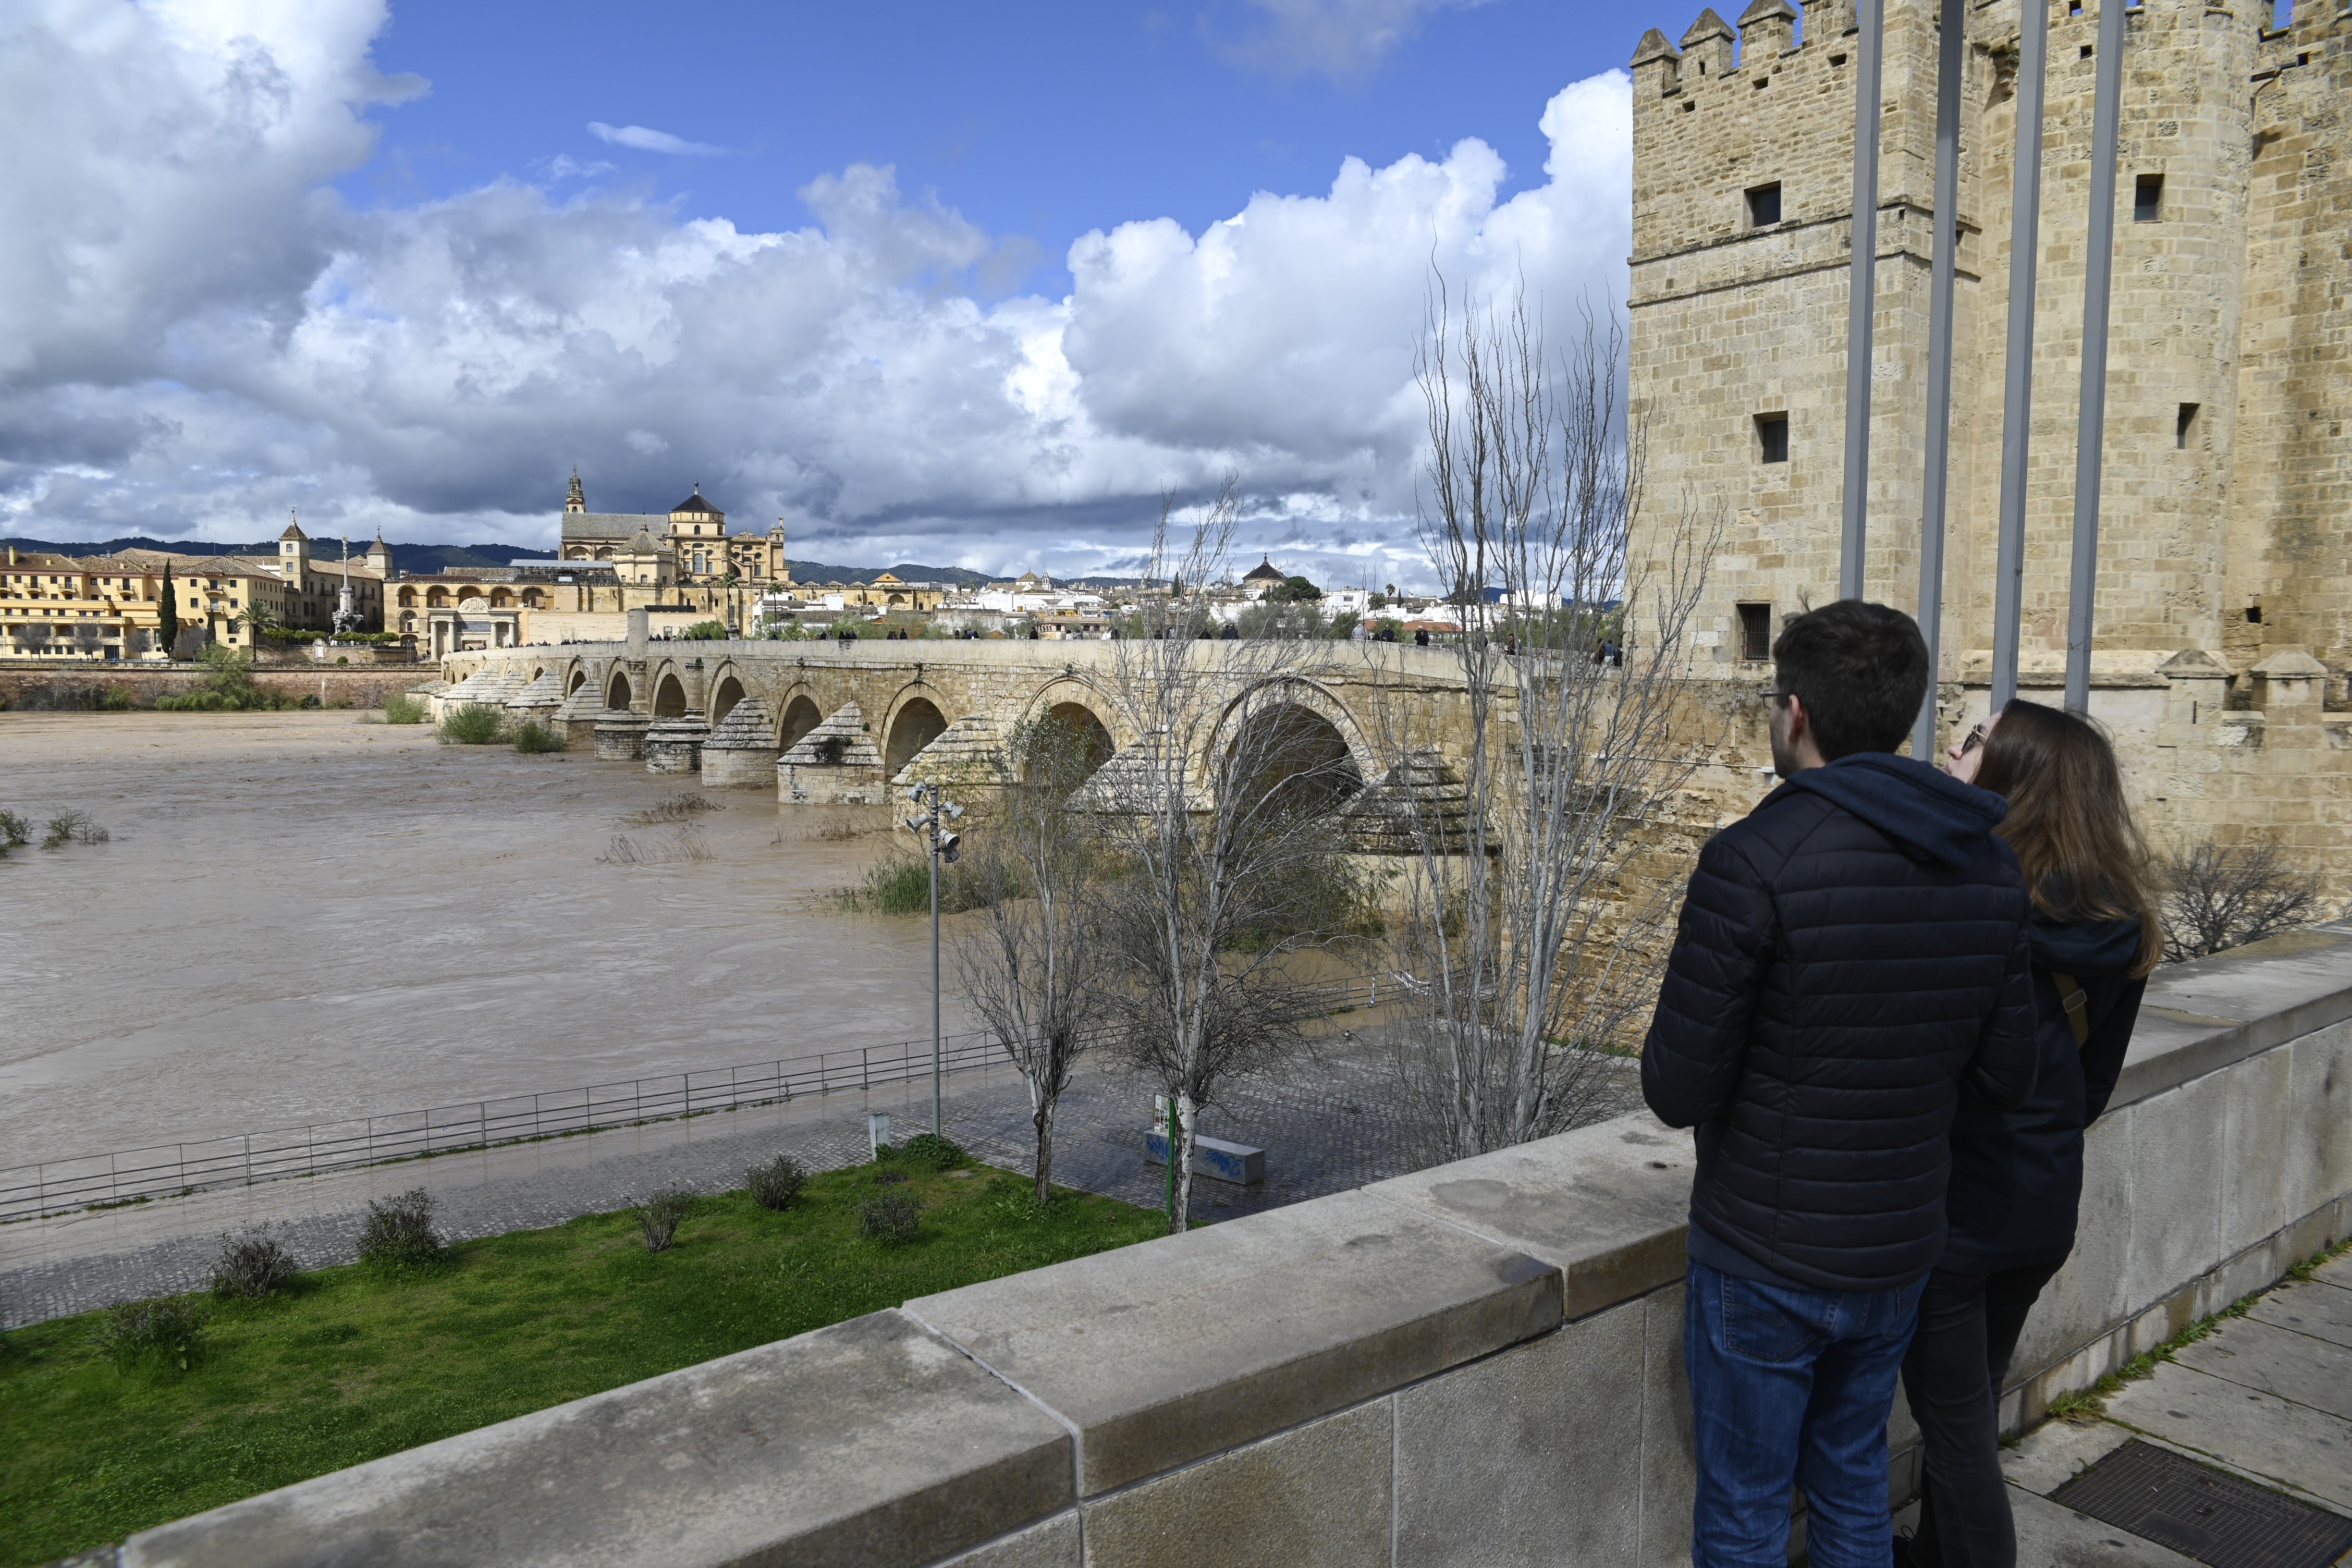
[1900,700,2162,1568]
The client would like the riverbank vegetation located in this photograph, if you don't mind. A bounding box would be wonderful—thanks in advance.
[0,1154,1159,1567]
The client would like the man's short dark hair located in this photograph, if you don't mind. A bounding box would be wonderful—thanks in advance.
[1772,600,1930,759]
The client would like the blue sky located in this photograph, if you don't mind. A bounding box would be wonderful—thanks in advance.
[3,0,1684,583]
[354,1,1659,300]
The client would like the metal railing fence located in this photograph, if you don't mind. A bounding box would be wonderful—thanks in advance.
[0,973,1387,1224]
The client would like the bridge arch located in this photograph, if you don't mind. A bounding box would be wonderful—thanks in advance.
[605,669,633,710]
[777,691,824,751]
[652,670,689,718]
[1215,678,1374,818]
[884,694,949,778]
[566,667,588,696]
[709,669,746,725]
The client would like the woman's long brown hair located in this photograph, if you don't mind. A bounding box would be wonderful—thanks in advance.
[1972,699,2162,977]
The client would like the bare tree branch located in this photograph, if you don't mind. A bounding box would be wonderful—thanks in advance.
[1370,274,1725,1162]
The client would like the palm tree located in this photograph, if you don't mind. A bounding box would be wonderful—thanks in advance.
[231,602,286,652]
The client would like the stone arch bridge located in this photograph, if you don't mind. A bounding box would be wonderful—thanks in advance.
[430,632,1518,816]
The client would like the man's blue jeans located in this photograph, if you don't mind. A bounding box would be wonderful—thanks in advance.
[1684,1256,1926,1568]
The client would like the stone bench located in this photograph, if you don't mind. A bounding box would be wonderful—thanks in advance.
[1144,1128,1266,1186]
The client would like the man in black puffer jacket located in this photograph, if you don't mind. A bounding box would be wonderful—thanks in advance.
[1643,601,2039,1568]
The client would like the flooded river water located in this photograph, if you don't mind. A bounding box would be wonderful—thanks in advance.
[0,711,963,1167]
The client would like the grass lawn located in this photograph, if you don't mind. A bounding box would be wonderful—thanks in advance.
[0,1158,1163,1567]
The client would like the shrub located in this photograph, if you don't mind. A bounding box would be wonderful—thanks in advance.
[511,719,563,753]
[0,811,29,848]
[843,848,1003,915]
[858,1192,921,1243]
[42,810,108,849]
[358,1188,442,1267]
[382,694,427,725]
[92,1298,204,1371]
[438,704,505,745]
[897,1133,967,1173]
[632,1189,695,1252]
[98,684,140,712]
[679,620,730,640]
[621,792,721,826]
[2159,841,2326,962]
[210,1227,298,1298]
[746,1153,808,1211]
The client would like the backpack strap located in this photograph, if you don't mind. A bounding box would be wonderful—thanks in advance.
[2050,972,2092,1049]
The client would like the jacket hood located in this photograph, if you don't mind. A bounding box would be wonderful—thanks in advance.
[1783,752,2009,869]
[2028,909,2147,976]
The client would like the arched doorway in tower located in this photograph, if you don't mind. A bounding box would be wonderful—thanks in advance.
[885,698,948,777]
[710,675,745,725]
[1226,702,1361,820]
[653,674,688,718]
[606,671,633,710]
[778,695,822,751]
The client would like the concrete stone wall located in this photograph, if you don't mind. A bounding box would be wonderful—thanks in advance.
[109,923,2352,1568]
[0,663,428,710]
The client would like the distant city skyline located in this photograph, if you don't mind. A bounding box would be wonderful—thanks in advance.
[4,0,1681,587]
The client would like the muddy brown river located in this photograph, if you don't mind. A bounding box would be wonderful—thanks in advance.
[0,711,962,1168]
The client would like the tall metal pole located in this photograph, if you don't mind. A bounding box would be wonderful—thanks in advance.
[1991,0,2051,712]
[928,792,943,1136]
[1841,0,1888,599]
[2065,0,2128,714]
[1913,0,1966,759]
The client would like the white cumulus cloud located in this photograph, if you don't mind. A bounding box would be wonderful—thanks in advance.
[0,0,1633,584]
[586,120,725,157]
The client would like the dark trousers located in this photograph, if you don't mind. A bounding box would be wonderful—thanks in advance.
[1683,1259,1926,1568]
[1898,1255,2069,1568]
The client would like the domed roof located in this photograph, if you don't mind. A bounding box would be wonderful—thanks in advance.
[626,528,665,555]
[1243,555,1287,583]
[670,483,721,516]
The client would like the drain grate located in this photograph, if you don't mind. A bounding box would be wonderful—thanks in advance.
[2049,1439,2352,1568]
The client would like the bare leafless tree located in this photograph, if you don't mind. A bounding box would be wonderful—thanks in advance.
[955,715,1118,1204]
[1084,480,1367,1233]
[1370,276,1723,1162]
[2158,840,2327,963]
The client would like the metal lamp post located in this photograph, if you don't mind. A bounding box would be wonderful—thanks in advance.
[905,781,963,1136]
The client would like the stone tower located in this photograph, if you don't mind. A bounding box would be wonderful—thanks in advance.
[1628,0,2351,882]
[566,468,586,515]
[278,510,310,584]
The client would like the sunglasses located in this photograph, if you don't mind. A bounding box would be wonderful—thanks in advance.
[1958,721,1987,754]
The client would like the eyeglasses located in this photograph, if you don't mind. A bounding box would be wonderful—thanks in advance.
[1958,722,1987,754]
[1756,687,1791,706]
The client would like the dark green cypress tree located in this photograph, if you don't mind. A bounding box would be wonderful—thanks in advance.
[157,561,180,656]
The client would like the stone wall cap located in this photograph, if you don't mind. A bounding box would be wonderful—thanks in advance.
[1737,0,1798,24]
[1632,25,1682,63]
[2112,922,2352,1111]
[2155,647,2234,678]
[904,1186,1561,1496]
[121,1310,1073,1568]
[1361,1109,1693,1319]
[2251,650,2330,678]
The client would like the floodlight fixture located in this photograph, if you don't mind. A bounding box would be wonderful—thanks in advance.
[905,816,926,834]
[908,785,925,802]
[945,801,964,820]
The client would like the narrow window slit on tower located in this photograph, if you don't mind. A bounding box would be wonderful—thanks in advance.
[1746,181,1783,228]
[2081,44,2095,58]
[2135,174,2165,222]
[1756,413,1790,464]
[2177,403,2199,448]
[1829,52,1847,66]
[1738,604,1774,663]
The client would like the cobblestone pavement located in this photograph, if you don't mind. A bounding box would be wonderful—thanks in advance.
[0,1022,1639,1329]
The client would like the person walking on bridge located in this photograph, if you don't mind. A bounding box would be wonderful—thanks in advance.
[1642,599,2040,1568]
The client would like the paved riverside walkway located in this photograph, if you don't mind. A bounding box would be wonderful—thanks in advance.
[0,1021,1639,1328]
[1898,1248,2352,1566]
